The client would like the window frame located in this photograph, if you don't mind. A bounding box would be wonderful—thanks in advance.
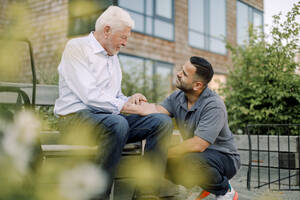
[117,0,175,41]
[118,53,174,102]
[188,0,227,55]
[236,0,264,45]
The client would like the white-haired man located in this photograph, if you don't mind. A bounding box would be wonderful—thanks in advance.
[54,6,172,200]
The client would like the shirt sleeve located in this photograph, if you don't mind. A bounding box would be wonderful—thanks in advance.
[59,40,127,114]
[194,104,226,144]
[116,89,129,102]
[160,92,176,117]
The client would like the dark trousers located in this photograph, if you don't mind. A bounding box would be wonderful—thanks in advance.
[60,109,173,200]
[166,149,238,196]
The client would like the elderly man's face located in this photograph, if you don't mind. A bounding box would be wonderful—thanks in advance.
[106,26,131,55]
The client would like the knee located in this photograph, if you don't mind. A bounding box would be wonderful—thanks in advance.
[103,115,129,141]
[149,113,173,130]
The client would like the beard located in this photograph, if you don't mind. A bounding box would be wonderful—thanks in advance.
[176,78,193,93]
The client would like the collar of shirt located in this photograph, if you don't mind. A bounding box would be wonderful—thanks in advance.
[88,31,112,57]
[179,87,210,112]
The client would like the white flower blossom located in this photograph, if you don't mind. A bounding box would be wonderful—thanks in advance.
[2,111,41,173]
[59,163,107,200]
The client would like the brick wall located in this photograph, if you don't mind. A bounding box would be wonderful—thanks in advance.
[28,0,69,84]
[0,0,264,85]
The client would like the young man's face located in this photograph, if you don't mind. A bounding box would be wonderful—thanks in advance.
[106,26,131,55]
[176,61,197,92]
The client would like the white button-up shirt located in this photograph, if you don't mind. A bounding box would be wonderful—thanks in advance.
[54,32,128,116]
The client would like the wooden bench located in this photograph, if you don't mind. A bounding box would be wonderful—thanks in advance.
[0,82,143,158]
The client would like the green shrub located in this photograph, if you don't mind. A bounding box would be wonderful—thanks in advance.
[221,3,300,134]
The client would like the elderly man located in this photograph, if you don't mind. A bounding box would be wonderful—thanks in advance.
[142,57,241,200]
[54,6,172,200]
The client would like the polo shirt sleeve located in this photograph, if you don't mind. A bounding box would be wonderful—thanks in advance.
[194,102,226,144]
[160,92,176,117]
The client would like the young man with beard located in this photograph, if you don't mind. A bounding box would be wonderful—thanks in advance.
[142,56,240,200]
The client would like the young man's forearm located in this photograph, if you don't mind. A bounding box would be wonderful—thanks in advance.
[168,136,210,158]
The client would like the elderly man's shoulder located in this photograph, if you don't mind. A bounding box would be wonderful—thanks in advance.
[66,35,90,48]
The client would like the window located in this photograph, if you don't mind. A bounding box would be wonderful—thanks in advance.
[119,54,173,102]
[118,0,174,41]
[68,0,112,36]
[188,0,226,54]
[237,1,263,45]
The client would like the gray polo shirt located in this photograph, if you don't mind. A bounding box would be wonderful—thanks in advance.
[161,87,240,169]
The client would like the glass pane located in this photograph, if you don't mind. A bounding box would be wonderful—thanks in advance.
[154,19,173,40]
[209,38,226,54]
[156,0,172,19]
[146,0,153,16]
[155,63,173,102]
[209,0,226,39]
[119,55,143,74]
[189,0,204,32]
[119,54,144,92]
[237,1,249,45]
[253,11,263,32]
[145,60,153,78]
[119,0,144,13]
[145,60,154,100]
[128,11,144,32]
[189,31,205,49]
[146,17,153,34]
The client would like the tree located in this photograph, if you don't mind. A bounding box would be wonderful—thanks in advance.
[221,2,300,134]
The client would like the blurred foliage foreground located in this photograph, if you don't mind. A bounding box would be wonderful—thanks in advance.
[0,111,108,200]
[221,2,300,135]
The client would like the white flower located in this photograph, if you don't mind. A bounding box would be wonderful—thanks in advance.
[13,111,41,145]
[2,111,41,173]
[59,163,107,200]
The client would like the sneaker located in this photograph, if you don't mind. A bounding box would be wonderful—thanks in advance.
[195,190,210,200]
[215,186,238,200]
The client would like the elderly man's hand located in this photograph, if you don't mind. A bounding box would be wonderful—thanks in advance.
[128,93,147,105]
[138,102,159,116]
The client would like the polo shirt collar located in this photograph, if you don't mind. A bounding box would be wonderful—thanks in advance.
[179,87,210,112]
[88,32,109,56]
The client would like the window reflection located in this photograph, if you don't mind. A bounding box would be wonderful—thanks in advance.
[156,0,172,19]
[118,0,143,13]
[119,54,173,103]
[237,1,263,45]
[118,0,174,40]
[188,0,226,54]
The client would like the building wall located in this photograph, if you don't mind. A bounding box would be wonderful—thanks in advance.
[0,0,264,86]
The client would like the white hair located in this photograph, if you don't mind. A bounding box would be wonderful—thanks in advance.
[95,6,134,32]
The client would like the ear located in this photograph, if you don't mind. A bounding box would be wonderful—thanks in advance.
[103,26,111,38]
[193,81,204,91]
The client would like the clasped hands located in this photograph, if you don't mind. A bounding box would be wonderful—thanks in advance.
[122,93,159,115]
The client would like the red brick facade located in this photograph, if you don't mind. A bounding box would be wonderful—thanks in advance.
[0,0,264,88]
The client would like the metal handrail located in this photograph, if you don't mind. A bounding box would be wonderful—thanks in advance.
[0,37,36,106]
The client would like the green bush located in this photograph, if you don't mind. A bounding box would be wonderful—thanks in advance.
[221,2,300,134]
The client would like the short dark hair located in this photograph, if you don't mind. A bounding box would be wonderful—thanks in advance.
[190,56,214,84]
